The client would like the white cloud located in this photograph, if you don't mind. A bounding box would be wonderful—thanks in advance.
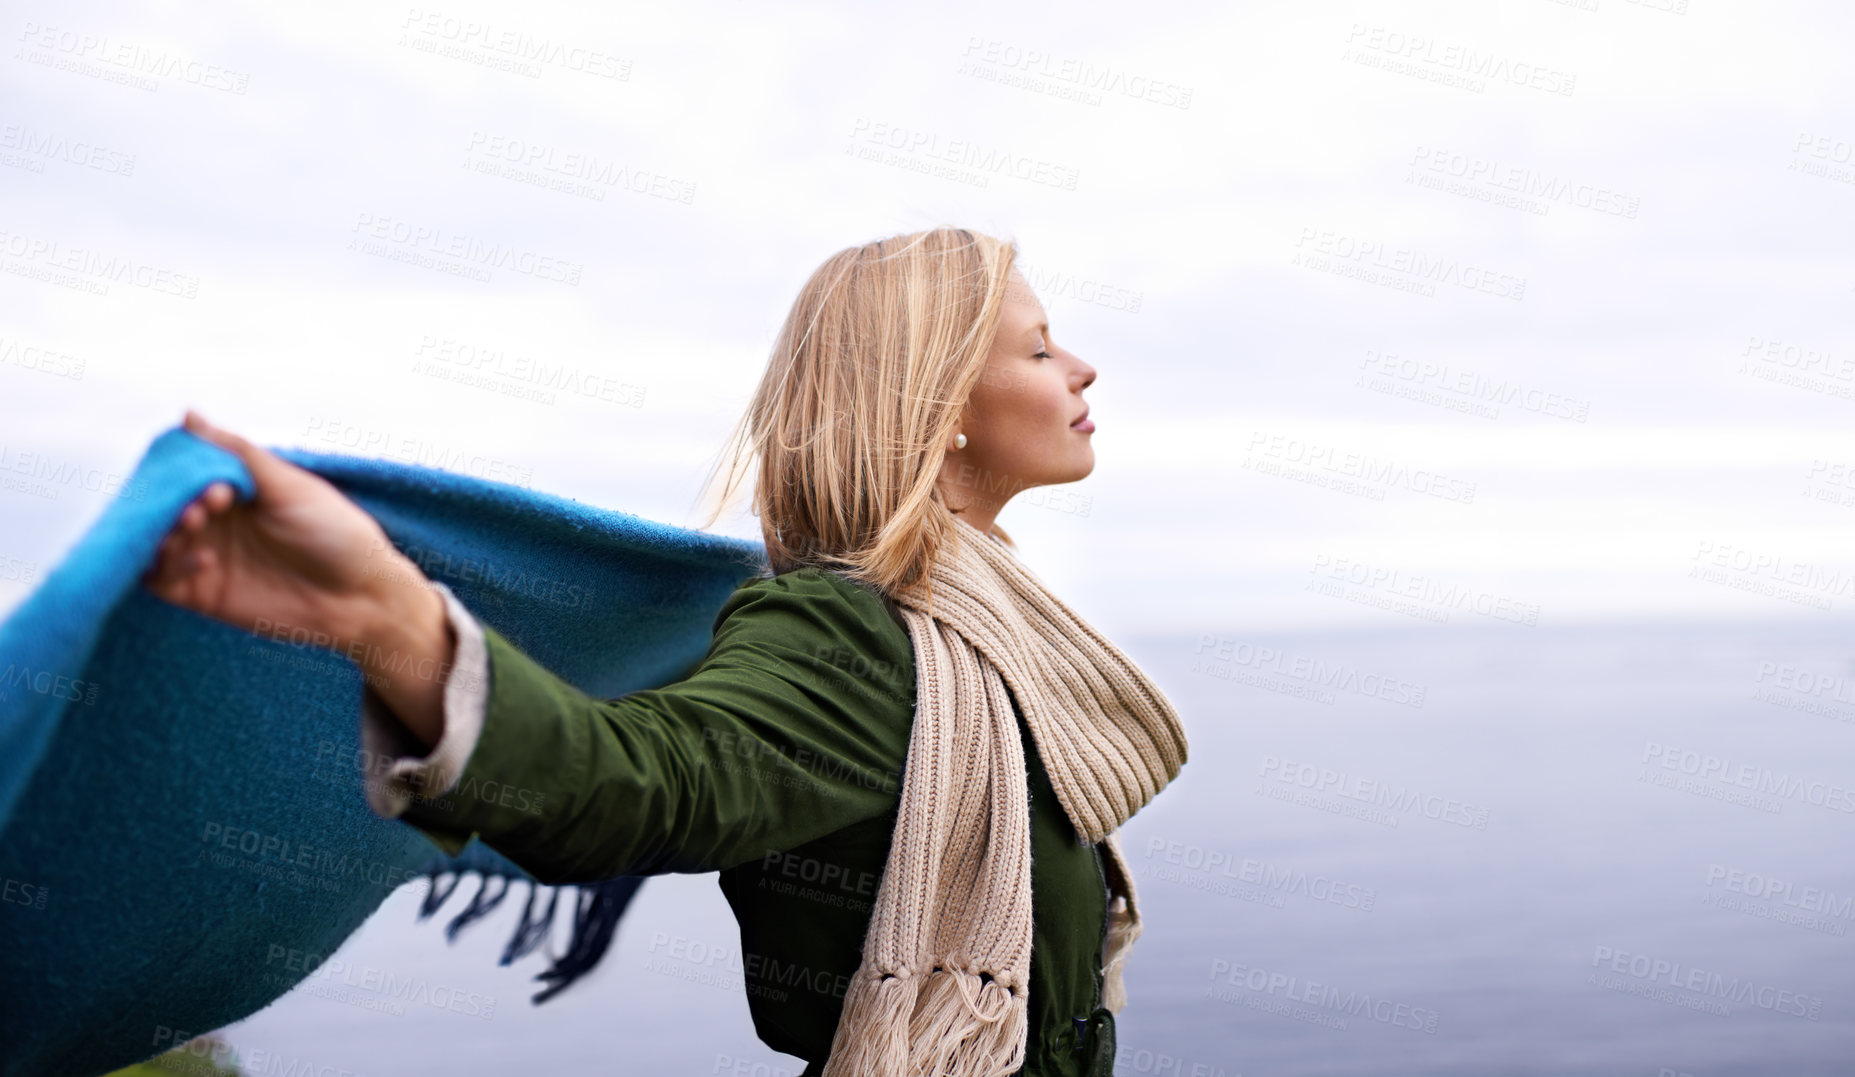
[3,0,1852,635]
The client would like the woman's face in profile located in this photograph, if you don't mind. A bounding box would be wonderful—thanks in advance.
[940,268,1099,521]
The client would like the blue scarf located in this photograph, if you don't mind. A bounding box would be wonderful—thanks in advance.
[0,423,768,1077]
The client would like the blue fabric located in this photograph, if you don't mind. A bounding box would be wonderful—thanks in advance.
[0,423,768,1077]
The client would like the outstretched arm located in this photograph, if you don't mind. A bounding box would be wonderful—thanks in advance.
[360,570,917,886]
[141,411,914,888]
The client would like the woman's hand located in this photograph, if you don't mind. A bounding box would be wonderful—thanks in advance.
[141,409,454,747]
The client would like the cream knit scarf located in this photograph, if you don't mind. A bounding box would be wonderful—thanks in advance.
[821,515,1189,1077]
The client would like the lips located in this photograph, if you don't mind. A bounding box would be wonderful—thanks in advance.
[1070,406,1090,426]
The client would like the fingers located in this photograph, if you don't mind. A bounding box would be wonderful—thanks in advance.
[184,411,256,462]
[172,482,233,536]
[182,544,214,578]
[184,483,234,528]
[145,515,222,606]
[144,480,233,596]
[143,529,188,594]
[181,411,287,504]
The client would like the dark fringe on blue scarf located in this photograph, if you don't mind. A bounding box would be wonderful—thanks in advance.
[413,856,647,1004]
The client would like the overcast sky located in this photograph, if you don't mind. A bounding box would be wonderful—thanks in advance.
[3,0,1853,639]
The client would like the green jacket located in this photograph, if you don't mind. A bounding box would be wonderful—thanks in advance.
[397,566,1119,1076]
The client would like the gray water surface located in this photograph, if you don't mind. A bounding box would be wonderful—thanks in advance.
[216,618,1855,1076]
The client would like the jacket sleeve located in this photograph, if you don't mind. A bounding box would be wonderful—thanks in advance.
[357,580,490,846]
[362,569,917,884]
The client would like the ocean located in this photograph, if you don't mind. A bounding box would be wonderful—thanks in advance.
[211,617,1855,1076]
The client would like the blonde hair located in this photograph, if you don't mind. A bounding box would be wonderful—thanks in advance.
[693,226,1021,610]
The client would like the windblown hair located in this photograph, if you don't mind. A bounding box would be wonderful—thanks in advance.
[693,226,1020,611]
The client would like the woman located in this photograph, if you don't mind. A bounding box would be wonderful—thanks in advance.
[142,227,1189,1077]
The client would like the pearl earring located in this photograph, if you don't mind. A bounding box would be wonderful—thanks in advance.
[954,433,967,450]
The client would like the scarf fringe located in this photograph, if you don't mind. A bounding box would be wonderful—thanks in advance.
[1098,832,1144,1015]
[413,867,646,1004]
[1099,893,1142,1014]
[822,966,1028,1077]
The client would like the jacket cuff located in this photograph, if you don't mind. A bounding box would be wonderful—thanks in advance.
[357,580,490,820]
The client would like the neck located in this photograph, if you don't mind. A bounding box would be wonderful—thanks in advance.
[948,510,995,543]
[947,505,999,536]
